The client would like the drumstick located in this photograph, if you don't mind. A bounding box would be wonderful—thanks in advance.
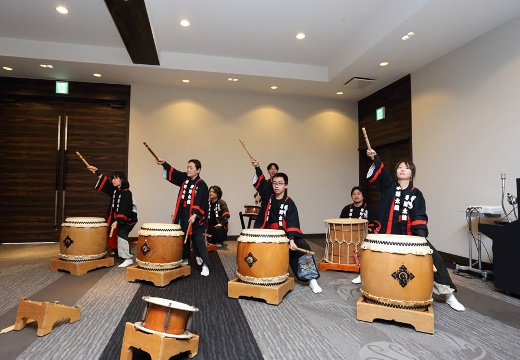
[76,151,91,167]
[292,247,315,255]
[143,142,160,162]
[239,139,254,159]
[109,226,115,238]
[361,127,374,160]
[184,222,192,244]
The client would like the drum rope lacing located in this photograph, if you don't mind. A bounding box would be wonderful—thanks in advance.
[361,289,433,310]
[59,252,107,262]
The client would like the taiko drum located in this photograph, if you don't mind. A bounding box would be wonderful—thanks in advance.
[137,223,184,270]
[59,217,108,261]
[324,218,367,265]
[139,296,198,336]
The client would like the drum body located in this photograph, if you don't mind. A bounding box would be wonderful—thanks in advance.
[140,296,198,335]
[236,228,289,285]
[244,204,261,215]
[59,217,108,261]
[137,223,184,270]
[360,234,434,310]
[324,218,367,265]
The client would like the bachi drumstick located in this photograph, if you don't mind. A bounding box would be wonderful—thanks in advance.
[361,127,374,160]
[239,139,254,159]
[184,222,192,244]
[143,142,160,162]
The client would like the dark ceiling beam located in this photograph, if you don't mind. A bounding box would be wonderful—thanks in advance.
[104,0,160,65]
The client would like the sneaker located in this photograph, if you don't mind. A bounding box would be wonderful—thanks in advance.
[216,243,222,248]
[309,279,322,294]
[180,259,189,266]
[201,265,209,276]
[351,275,361,284]
[196,256,203,266]
[118,259,133,268]
[446,293,465,311]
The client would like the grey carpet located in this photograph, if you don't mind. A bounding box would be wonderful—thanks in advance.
[1,237,520,360]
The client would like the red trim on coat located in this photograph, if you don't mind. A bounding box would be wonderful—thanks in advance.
[385,196,395,234]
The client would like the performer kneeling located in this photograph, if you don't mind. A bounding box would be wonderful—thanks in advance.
[254,172,322,294]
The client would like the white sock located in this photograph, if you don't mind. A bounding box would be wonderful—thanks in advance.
[309,279,322,294]
[446,293,465,311]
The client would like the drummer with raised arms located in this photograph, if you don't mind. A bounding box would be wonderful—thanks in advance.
[253,170,323,294]
[156,157,211,277]
[365,148,464,311]
[86,164,138,268]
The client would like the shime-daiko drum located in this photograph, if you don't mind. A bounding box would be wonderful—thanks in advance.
[236,228,289,285]
[243,204,261,215]
[134,296,198,338]
[360,234,434,310]
[324,218,367,266]
[59,217,108,261]
[137,223,184,270]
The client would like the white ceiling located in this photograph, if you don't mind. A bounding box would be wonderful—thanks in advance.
[1,0,520,100]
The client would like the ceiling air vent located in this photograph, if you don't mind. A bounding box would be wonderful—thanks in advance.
[344,77,375,89]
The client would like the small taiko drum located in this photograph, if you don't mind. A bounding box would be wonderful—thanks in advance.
[137,223,184,270]
[236,228,289,285]
[243,204,261,215]
[360,234,434,310]
[59,217,108,261]
[134,296,198,339]
[324,218,367,266]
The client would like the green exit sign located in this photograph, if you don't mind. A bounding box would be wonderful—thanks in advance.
[376,107,385,120]
[55,81,69,94]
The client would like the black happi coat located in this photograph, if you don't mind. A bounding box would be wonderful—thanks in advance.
[252,166,273,203]
[95,175,137,227]
[367,155,428,236]
[162,162,208,235]
[254,194,303,240]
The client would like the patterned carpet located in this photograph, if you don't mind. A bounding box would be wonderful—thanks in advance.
[1,239,519,360]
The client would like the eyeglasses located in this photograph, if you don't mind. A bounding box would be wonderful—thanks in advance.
[272,182,285,186]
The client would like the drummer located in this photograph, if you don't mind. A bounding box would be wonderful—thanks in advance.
[87,166,138,268]
[251,159,278,201]
[254,172,323,294]
[207,185,230,248]
[365,148,464,311]
[156,158,211,277]
[339,186,374,284]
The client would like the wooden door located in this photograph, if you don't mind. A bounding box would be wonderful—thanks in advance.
[0,98,129,243]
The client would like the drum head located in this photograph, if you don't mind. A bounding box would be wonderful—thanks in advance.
[238,228,288,243]
[138,223,184,236]
[142,296,199,312]
[134,322,193,339]
[324,218,368,224]
[362,234,432,255]
[62,217,107,227]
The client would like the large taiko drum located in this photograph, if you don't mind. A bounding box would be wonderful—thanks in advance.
[236,228,289,285]
[134,296,198,339]
[324,218,367,266]
[59,217,108,261]
[244,204,261,215]
[137,223,184,270]
[360,234,434,310]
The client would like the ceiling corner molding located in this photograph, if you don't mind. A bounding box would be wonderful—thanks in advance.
[104,0,160,66]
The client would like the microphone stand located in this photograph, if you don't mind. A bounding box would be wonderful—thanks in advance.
[501,174,511,223]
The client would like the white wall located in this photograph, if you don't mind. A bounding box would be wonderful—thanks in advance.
[412,15,520,261]
[128,86,358,237]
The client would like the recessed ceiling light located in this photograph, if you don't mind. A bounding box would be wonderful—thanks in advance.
[93,73,102,77]
[227,77,238,82]
[3,66,13,71]
[39,64,54,68]
[379,62,389,67]
[56,6,68,14]
[336,91,343,95]
[271,86,278,90]
[182,79,190,83]
[296,33,305,40]
[180,19,190,27]
[401,31,415,41]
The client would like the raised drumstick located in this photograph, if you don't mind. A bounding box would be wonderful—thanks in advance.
[239,139,254,159]
[76,151,90,167]
[362,127,374,160]
[293,247,315,255]
[184,222,192,244]
[143,142,160,162]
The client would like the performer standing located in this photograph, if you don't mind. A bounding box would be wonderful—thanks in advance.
[87,166,138,268]
[365,149,465,311]
[254,171,323,294]
[340,186,374,284]
[207,185,230,248]
[156,158,210,276]
[251,159,279,201]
